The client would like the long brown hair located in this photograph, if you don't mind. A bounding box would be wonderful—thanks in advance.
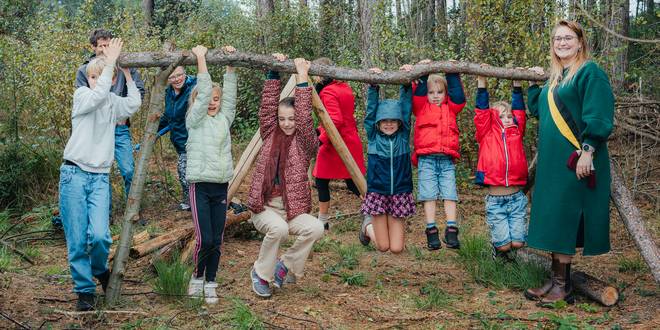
[548,20,590,86]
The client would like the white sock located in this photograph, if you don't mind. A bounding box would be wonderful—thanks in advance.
[318,213,329,225]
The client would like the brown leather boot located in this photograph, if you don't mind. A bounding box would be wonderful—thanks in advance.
[524,258,558,300]
[540,262,575,305]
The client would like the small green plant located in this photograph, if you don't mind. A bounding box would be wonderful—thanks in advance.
[225,297,265,330]
[330,216,360,234]
[577,303,599,313]
[340,272,367,286]
[23,244,41,259]
[0,247,13,271]
[152,254,192,300]
[0,210,10,234]
[415,282,456,310]
[313,236,340,253]
[326,243,362,273]
[408,245,426,261]
[617,256,647,273]
[44,265,67,276]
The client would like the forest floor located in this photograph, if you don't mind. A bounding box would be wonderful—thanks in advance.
[1,138,659,330]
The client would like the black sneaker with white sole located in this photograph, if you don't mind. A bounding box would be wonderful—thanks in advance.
[443,226,460,249]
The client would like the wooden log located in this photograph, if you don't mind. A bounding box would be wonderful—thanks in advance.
[129,226,193,259]
[226,75,298,204]
[118,50,550,82]
[180,237,196,263]
[610,163,660,284]
[517,249,619,306]
[310,86,367,195]
[109,230,150,262]
[572,271,619,306]
[149,239,184,265]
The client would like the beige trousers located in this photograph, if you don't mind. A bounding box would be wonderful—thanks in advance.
[251,197,324,282]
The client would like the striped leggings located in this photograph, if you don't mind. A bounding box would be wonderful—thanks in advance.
[190,182,228,282]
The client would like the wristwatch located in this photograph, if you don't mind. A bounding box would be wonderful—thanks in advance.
[582,143,595,153]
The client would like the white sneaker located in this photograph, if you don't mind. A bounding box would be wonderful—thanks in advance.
[188,276,204,298]
[204,281,219,304]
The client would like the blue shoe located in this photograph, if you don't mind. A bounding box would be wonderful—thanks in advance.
[273,260,289,289]
[250,268,272,298]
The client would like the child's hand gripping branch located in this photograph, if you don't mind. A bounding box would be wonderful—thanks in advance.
[191,45,208,74]
[103,38,123,65]
[294,57,311,84]
[221,45,236,74]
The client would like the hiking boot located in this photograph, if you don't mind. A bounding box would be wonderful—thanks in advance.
[425,226,441,250]
[203,281,219,304]
[540,262,575,305]
[273,260,289,289]
[187,276,204,298]
[359,215,372,246]
[76,293,96,311]
[250,268,272,298]
[524,258,559,301]
[443,226,460,249]
[95,270,110,293]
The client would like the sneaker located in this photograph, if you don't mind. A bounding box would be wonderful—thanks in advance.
[178,203,191,211]
[359,215,372,246]
[284,273,297,285]
[95,270,110,293]
[187,276,204,298]
[273,260,289,289]
[324,222,330,231]
[250,268,272,298]
[491,244,516,263]
[425,226,441,250]
[443,226,460,249]
[76,293,95,311]
[203,281,219,304]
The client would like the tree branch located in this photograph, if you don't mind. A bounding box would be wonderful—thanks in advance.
[118,50,549,83]
[576,3,660,44]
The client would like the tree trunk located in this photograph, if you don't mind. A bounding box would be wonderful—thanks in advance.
[358,0,375,69]
[105,54,188,305]
[256,0,275,47]
[600,0,628,90]
[118,50,550,83]
[436,0,446,36]
[142,0,154,27]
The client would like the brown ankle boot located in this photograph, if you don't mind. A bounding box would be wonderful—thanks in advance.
[524,258,558,300]
[540,262,575,305]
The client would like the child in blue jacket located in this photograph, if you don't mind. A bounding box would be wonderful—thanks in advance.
[358,67,416,254]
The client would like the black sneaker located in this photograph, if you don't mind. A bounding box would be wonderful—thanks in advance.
[358,215,372,246]
[76,293,96,311]
[491,244,516,263]
[425,226,441,250]
[443,226,460,249]
[96,270,110,293]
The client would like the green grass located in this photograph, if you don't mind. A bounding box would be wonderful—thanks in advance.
[617,256,647,273]
[312,236,340,253]
[339,272,367,286]
[152,254,192,300]
[225,297,265,330]
[0,210,10,234]
[455,234,548,290]
[326,243,363,273]
[330,216,360,234]
[415,282,457,310]
[0,247,13,271]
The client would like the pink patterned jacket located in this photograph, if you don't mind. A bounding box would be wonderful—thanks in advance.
[247,79,318,220]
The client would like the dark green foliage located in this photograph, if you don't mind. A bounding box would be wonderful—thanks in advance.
[0,143,59,209]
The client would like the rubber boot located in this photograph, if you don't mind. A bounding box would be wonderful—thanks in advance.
[540,262,575,305]
[524,257,558,300]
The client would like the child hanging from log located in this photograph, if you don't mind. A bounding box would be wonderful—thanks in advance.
[247,54,323,298]
[60,38,141,311]
[474,72,529,262]
[357,67,416,253]
[184,45,238,304]
[401,60,466,250]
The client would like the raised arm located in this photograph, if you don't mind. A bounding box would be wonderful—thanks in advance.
[399,83,413,132]
[474,75,491,143]
[526,67,545,118]
[113,66,142,120]
[218,45,238,126]
[292,58,318,160]
[511,80,527,134]
[72,39,123,117]
[258,54,285,138]
[446,72,466,113]
[401,62,428,115]
[186,45,213,129]
[129,68,146,100]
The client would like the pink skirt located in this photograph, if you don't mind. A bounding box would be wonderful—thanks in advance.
[360,192,416,218]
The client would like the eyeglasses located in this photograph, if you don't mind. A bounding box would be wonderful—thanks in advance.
[168,73,185,81]
[553,35,577,43]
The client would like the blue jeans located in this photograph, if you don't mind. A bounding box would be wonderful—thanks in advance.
[485,191,528,247]
[417,154,458,201]
[59,164,112,294]
[114,125,134,198]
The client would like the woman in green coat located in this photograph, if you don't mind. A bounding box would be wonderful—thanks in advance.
[524,20,614,304]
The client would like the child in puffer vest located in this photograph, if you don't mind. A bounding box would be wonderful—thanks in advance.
[403,60,466,251]
[185,45,238,304]
[357,67,416,254]
[474,74,529,262]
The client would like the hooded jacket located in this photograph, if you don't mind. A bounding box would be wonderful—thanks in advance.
[364,85,413,195]
[411,73,466,165]
[158,76,198,154]
[474,87,528,187]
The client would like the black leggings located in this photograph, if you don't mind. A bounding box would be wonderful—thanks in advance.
[190,182,228,282]
[315,178,360,202]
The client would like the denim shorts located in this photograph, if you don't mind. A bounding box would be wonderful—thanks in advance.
[485,190,528,247]
[417,154,458,201]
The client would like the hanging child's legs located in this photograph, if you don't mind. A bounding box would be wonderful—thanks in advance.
[371,214,390,252]
[190,183,228,282]
[176,153,190,210]
[417,155,446,250]
[280,212,324,279]
[436,155,460,249]
[507,191,528,250]
[386,215,405,254]
[315,178,331,228]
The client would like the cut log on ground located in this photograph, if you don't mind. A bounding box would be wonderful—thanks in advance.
[118,50,550,83]
[610,162,660,284]
[109,230,150,261]
[150,240,183,265]
[130,226,193,259]
[180,237,196,263]
[517,249,619,306]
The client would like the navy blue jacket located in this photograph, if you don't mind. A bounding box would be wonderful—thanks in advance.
[365,85,413,195]
[158,76,197,154]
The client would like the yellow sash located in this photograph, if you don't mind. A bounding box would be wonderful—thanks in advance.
[547,80,580,150]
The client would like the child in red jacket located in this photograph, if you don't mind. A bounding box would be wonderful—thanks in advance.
[402,60,466,250]
[474,75,528,261]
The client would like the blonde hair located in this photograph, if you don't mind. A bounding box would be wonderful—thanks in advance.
[548,20,590,86]
[86,57,116,78]
[492,101,512,114]
[427,74,447,93]
[187,82,222,116]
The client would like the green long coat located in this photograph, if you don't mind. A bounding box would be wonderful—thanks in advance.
[527,61,614,256]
